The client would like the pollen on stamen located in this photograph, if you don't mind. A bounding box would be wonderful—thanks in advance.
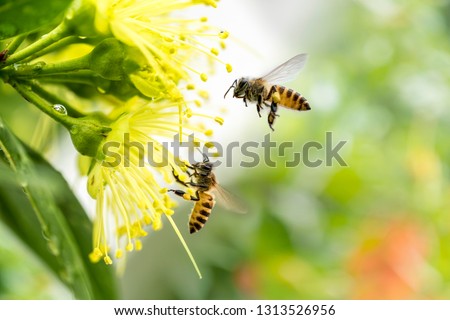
[153,219,162,230]
[205,142,215,148]
[194,100,202,107]
[117,226,127,237]
[153,200,162,209]
[131,224,142,237]
[200,73,208,82]
[214,116,224,125]
[219,31,229,39]
[104,256,113,265]
[159,188,168,194]
[210,48,219,56]
[164,195,177,208]
[164,208,175,215]
[204,129,214,136]
[220,41,226,49]
[200,17,208,22]
[126,243,134,252]
[89,248,103,263]
[226,64,233,73]
[115,249,123,259]
[198,90,209,99]
[143,215,152,225]
[201,0,218,8]
[135,240,143,251]
[138,199,150,209]
[186,83,195,90]
[178,162,189,171]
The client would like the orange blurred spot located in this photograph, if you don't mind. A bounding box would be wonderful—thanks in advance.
[347,218,429,299]
[234,262,260,298]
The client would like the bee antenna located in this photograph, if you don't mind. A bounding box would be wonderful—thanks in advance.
[224,79,237,99]
[196,148,210,163]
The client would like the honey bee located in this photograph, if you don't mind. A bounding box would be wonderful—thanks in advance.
[224,53,311,130]
[169,153,247,234]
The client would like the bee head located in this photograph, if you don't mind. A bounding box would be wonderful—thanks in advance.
[233,77,249,98]
[224,77,249,99]
[199,161,213,172]
[194,161,213,176]
[192,151,214,173]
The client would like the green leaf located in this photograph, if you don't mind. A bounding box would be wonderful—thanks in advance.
[0,0,72,40]
[0,117,118,299]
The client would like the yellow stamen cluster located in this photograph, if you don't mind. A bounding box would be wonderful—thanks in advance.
[93,0,232,100]
[87,98,222,265]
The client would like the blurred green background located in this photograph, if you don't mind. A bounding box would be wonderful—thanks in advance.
[1,0,450,299]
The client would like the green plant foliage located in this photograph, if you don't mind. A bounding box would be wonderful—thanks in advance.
[1,0,449,301]
[0,0,72,40]
[0,118,117,299]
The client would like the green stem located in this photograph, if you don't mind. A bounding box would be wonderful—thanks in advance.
[26,81,86,118]
[10,80,111,157]
[2,54,90,78]
[2,23,70,68]
[11,69,97,81]
[10,80,77,129]
[21,36,99,64]
[5,34,28,55]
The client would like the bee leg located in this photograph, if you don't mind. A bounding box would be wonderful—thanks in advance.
[270,101,279,115]
[268,114,275,131]
[187,168,197,178]
[170,166,190,187]
[256,96,263,117]
[182,164,200,178]
[168,189,200,201]
[186,181,209,189]
[268,102,278,131]
[243,96,249,108]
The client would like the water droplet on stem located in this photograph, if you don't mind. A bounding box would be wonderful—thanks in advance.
[53,104,67,115]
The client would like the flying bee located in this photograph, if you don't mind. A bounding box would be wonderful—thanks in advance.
[224,53,311,131]
[169,153,247,234]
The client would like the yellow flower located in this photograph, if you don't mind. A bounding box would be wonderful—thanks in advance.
[87,97,221,276]
[93,0,232,100]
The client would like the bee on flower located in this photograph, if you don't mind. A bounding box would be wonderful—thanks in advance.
[0,0,232,280]
[86,98,224,275]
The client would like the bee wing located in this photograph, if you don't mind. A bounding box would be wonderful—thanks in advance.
[212,184,248,214]
[260,53,308,84]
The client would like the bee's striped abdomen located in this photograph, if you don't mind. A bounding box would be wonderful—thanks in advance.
[275,85,310,111]
[189,192,216,234]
